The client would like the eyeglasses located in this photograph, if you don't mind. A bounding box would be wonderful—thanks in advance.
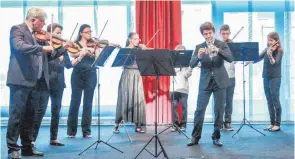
[82,31,92,34]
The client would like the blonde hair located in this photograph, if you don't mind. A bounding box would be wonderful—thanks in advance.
[25,7,46,20]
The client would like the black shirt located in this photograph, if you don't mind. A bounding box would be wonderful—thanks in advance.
[48,53,72,90]
[257,48,283,79]
[74,41,96,71]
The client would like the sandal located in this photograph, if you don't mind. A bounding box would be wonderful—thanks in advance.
[135,127,145,133]
[269,125,280,131]
[263,125,274,131]
[68,135,75,138]
[83,135,92,138]
[113,125,120,134]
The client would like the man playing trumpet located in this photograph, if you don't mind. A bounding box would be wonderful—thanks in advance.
[188,22,233,147]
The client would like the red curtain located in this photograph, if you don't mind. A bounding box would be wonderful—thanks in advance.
[136,0,182,124]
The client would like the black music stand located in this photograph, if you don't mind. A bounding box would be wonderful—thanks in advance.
[134,49,176,159]
[227,42,266,138]
[157,50,193,139]
[106,48,137,144]
[79,46,123,155]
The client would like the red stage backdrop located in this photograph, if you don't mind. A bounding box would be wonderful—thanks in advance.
[136,0,182,124]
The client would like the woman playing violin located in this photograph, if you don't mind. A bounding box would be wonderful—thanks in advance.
[29,24,78,150]
[67,24,100,138]
[46,23,88,146]
[246,32,283,132]
[114,32,146,134]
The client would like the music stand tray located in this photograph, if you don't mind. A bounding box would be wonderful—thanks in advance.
[134,49,175,159]
[156,50,193,138]
[111,48,136,67]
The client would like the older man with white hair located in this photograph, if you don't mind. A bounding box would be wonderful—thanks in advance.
[6,7,53,159]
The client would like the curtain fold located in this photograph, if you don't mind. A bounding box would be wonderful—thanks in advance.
[136,0,182,124]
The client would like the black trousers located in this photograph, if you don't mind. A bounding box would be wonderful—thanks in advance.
[67,69,97,136]
[224,78,235,124]
[263,77,281,126]
[6,85,34,153]
[49,89,64,140]
[191,78,225,140]
[31,77,50,142]
[170,92,188,127]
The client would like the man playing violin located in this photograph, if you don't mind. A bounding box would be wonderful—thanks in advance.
[6,7,57,159]
[219,24,236,131]
[24,12,78,158]
[188,22,233,147]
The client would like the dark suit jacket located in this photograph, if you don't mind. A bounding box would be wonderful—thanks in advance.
[48,53,72,90]
[36,41,66,90]
[7,22,65,89]
[190,39,233,90]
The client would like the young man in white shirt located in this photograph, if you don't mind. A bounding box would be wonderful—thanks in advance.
[170,45,193,132]
[220,24,235,131]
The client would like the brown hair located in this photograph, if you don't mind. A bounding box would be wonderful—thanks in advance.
[267,31,283,53]
[126,32,137,47]
[220,24,230,32]
[47,23,63,32]
[200,22,215,34]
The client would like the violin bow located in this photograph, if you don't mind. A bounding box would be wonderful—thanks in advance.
[231,26,244,41]
[96,20,108,40]
[50,14,55,56]
[69,23,78,41]
[146,29,160,47]
[91,20,109,49]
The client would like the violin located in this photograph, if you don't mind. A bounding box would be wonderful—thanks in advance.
[137,44,153,49]
[34,31,94,56]
[88,38,121,48]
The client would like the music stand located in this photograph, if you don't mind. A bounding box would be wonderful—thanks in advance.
[134,49,176,159]
[227,42,266,138]
[79,46,123,155]
[106,48,137,144]
[157,50,193,139]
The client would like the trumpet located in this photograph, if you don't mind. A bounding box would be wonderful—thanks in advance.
[206,42,218,58]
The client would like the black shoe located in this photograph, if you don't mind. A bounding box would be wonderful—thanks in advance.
[187,137,200,146]
[21,145,44,156]
[213,139,223,147]
[50,141,65,146]
[8,151,21,159]
[224,123,234,131]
